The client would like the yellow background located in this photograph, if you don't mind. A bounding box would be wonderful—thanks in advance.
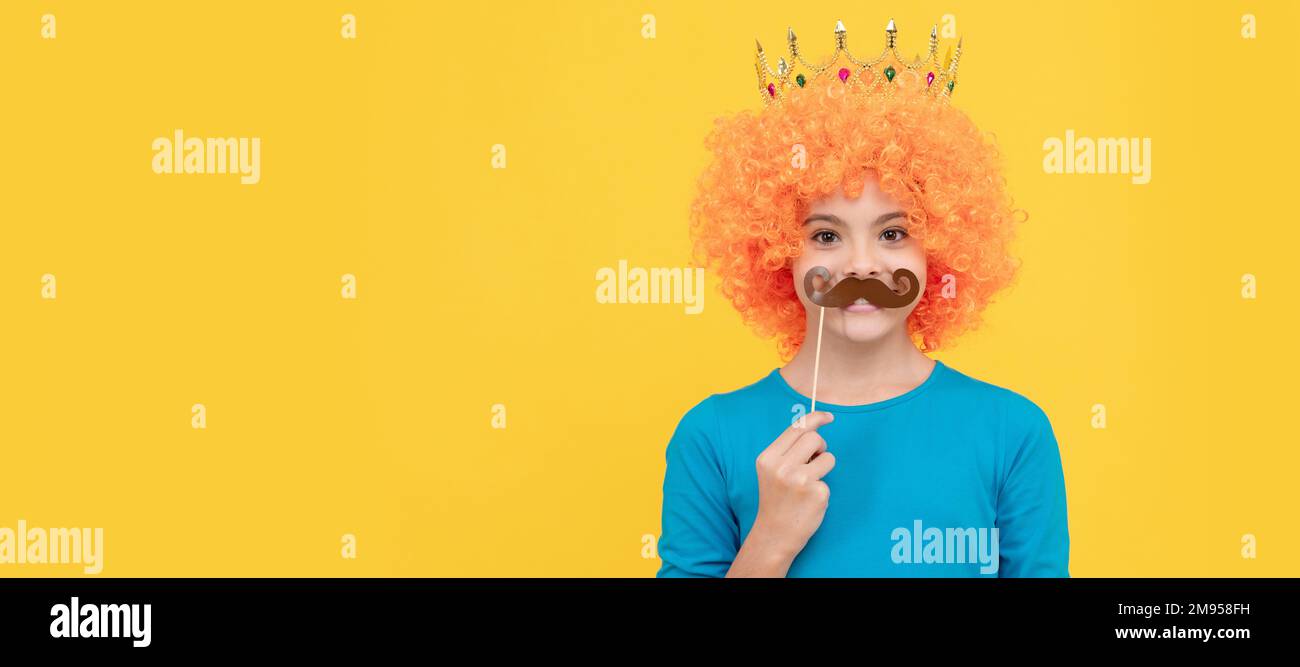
[1,1,1295,576]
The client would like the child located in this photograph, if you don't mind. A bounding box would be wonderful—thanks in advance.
[657,20,1069,577]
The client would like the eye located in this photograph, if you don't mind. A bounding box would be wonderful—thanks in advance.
[881,227,909,243]
[812,230,839,245]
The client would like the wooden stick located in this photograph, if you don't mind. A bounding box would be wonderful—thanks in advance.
[811,305,825,413]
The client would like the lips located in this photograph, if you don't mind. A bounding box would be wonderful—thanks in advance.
[843,298,879,313]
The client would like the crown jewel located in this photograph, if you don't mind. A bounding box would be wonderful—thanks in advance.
[755,18,963,107]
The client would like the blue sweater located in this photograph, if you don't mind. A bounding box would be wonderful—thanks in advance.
[656,360,1070,577]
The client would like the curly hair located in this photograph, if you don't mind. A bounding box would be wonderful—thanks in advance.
[688,71,1026,361]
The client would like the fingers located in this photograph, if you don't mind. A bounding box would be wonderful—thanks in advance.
[768,411,833,457]
[802,450,836,480]
[785,428,827,462]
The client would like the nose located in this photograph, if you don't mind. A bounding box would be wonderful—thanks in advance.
[843,239,885,280]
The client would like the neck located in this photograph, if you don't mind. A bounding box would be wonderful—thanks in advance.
[782,312,935,405]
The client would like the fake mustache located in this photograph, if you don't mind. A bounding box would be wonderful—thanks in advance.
[802,266,921,309]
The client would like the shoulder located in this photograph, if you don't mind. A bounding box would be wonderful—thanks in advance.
[672,392,720,436]
[667,369,778,450]
[938,362,1053,431]
[938,366,1063,501]
[941,364,1062,489]
[937,363,1057,474]
[679,368,781,426]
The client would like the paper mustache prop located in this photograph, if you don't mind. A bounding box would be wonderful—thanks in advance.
[802,266,921,309]
[800,266,923,414]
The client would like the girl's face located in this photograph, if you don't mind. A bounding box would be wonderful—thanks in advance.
[793,178,927,346]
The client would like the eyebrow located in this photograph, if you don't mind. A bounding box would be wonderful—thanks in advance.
[802,211,906,228]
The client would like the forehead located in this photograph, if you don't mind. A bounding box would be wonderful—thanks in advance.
[806,179,902,217]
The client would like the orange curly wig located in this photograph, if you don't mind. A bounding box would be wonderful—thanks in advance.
[688,72,1026,361]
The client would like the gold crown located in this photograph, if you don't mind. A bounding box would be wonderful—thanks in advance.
[755,19,963,107]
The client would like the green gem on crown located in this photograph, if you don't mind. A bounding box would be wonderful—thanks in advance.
[796,74,806,87]
[948,80,955,92]
[884,66,896,82]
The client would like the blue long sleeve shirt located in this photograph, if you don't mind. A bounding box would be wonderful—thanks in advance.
[656,360,1070,577]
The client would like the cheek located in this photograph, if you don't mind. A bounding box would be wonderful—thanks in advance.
[906,251,927,288]
[902,258,927,313]
[792,260,821,301]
